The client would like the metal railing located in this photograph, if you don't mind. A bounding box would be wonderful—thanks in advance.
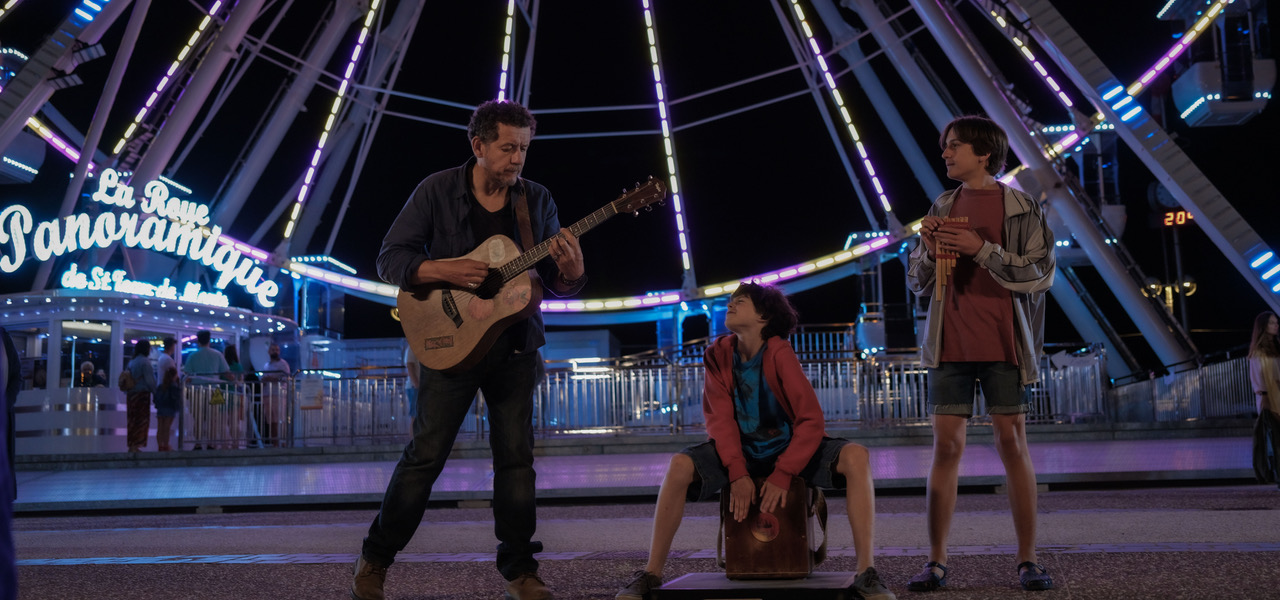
[170,331,1253,448]
[1110,356,1255,422]
[180,369,422,449]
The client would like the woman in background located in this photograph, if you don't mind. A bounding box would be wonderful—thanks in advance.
[125,341,157,452]
[225,347,245,383]
[1250,311,1279,416]
[1249,311,1280,487]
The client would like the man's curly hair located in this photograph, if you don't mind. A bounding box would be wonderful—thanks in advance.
[732,282,799,340]
[468,100,537,144]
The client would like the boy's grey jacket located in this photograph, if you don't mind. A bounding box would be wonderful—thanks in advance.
[906,185,1056,385]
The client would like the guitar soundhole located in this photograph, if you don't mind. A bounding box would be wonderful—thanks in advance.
[472,269,501,300]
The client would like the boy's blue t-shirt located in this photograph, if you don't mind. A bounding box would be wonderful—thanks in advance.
[732,341,792,461]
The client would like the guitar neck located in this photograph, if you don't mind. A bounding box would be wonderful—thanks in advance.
[496,202,619,282]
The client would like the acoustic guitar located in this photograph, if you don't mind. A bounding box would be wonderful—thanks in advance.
[398,177,667,372]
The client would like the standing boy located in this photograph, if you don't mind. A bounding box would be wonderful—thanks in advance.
[905,115,1056,591]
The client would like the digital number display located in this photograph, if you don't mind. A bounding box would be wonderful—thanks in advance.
[1163,211,1194,226]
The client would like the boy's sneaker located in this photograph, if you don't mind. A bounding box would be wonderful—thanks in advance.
[616,569,662,600]
[852,567,896,600]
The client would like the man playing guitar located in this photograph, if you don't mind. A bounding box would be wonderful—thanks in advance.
[352,100,584,600]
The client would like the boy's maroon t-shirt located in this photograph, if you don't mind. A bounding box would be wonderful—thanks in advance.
[939,186,1018,365]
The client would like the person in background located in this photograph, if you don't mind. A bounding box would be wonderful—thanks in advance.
[75,361,96,388]
[404,342,420,419]
[183,331,231,384]
[1248,311,1280,486]
[126,340,158,453]
[241,355,262,447]
[223,346,247,448]
[153,367,182,453]
[225,346,245,383]
[260,344,291,448]
[1249,311,1279,416]
[183,331,231,449]
[153,338,181,453]
[1,326,20,599]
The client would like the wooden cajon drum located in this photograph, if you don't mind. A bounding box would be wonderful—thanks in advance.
[718,476,828,580]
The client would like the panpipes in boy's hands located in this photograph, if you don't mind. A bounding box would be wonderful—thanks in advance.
[934,216,970,296]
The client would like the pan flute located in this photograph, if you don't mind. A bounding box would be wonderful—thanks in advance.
[934,216,970,296]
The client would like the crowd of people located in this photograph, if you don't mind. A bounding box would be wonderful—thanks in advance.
[108,331,292,453]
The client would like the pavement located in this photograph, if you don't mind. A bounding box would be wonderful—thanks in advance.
[13,483,1280,599]
[12,429,1277,599]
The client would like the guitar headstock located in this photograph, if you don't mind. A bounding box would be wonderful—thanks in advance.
[612,177,667,216]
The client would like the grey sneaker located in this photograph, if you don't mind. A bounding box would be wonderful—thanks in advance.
[505,571,554,600]
[350,555,387,600]
[853,566,896,600]
[616,569,662,600]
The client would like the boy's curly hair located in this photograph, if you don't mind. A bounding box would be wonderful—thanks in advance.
[732,282,799,340]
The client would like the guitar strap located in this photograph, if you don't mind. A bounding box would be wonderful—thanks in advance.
[513,179,536,251]
[513,180,542,283]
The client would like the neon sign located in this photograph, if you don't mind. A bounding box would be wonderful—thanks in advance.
[0,168,278,306]
[60,264,230,307]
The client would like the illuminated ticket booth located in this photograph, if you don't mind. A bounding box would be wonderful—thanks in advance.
[1,168,299,455]
[3,291,296,455]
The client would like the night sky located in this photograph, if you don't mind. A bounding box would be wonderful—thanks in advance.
[1,0,1275,360]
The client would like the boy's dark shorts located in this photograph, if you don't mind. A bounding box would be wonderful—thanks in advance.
[928,361,1029,417]
[679,437,851,503]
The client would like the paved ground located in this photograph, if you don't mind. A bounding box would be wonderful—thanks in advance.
[14,483,1280,599]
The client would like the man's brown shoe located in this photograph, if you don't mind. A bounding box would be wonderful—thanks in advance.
[505,571,553,600]
[351,555,387,600]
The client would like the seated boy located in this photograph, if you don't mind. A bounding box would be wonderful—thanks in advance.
[616,282,895,600]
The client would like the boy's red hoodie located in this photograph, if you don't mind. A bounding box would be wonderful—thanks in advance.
[702,334,827,491]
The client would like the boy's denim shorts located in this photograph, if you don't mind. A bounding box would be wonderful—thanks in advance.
[679,436,851,502]
[928,361,1029,417]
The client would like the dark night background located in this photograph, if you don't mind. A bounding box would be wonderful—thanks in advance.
[0,0,1276,364]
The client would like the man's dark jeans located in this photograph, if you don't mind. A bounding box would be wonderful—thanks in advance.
[362,334,542,581]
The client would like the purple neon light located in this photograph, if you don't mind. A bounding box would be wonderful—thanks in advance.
[641,0,693,275]
[109,0,222,156]
[497,0,515,100]
[790,1,893,214]
[284,0,384,239]
[1130,0,1227,96]
[1036,0,1230,156]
